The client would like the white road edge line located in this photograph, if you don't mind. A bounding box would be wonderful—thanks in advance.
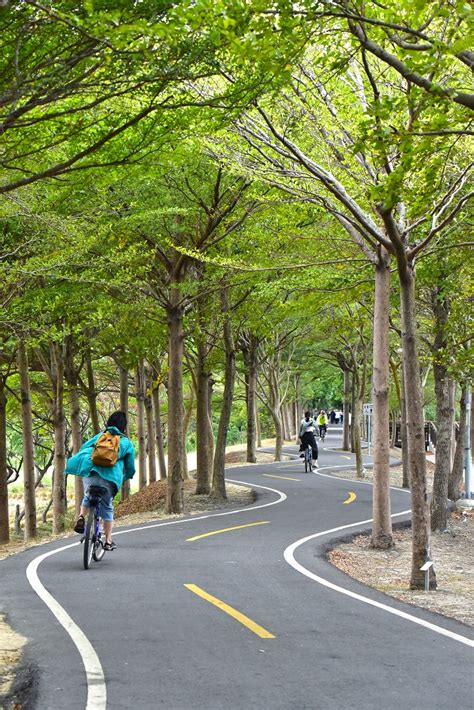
[284,512,474,648]
[25,480,287,710]
[26,547,106,710]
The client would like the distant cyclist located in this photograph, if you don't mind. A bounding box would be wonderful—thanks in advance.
[299,411,319,469]
[65,411,136,551]
[316,410,328,440]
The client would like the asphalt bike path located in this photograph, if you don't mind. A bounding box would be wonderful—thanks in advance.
[1,428,473,709]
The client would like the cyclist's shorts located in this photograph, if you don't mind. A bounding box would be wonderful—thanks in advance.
[82,474,115,521]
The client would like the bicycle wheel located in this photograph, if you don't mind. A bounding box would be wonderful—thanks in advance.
[93,524,106,562]
[83,508,95,570]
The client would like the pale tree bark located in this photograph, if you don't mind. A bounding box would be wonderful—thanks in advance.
[144,366,157,484]
[371,248,393,548]
[431,287,455,531]
[241,334,258,463]
[119,363,130,500]
[51,342,66,534]
[17,340,37,539]
[398,263,436,588]
[84,349,100,434]
[212,288,236,500]
[255,404,262,448]
[182,383,194,481]
[166,289,185,513]
[400,364,410,489]
[135,361,147,490]
[152,381,167,480]
[449,386,467,501]
[195,341,212,494]
[0,376,9,543]
[342,366,351,451]
[64,336,83,516]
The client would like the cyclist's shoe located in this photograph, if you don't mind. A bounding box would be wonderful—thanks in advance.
[104,541,117,551]
[299,453,304,458]
[313,461,319,469]
[73,515,85,534]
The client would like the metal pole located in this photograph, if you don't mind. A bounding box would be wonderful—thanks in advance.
[465,387,472,498]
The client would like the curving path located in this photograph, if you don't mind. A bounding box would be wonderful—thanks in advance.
[1,428,473,710]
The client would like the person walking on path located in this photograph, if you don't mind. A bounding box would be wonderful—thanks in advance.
[65,411,136,550]
[299,411,319,469]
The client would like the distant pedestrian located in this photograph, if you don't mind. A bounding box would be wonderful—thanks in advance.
[330,410,336,424]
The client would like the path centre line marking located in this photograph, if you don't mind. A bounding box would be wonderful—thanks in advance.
[187,521,270,541]
[184,584,275,639]
[262,473,300,481]
[343,492,357,505]
[25,480,286,710]
[26,546,106,710]
[284,511,474,648]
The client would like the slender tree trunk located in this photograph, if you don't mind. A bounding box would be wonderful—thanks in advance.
[371,249,393,548]
[182,384,194,481]
[65,337,83,516]
[243,339,258,463]
[256,404,262,448]
[399,265,436,589]
[85,349,100,434]
[119,364,130,500]
[342,368,351,450]
[212,290,235,500]
[17,340,37,539]
[400,364,410,488]
[51,343,66,534]
[431,287,454,531]
[0,377,9,543]
[195,344,212,494]
[350,376,356,453]
[449,387,467,501]
[352,389,364,478]
[135,361,147,490]
[152,384,167,480]
[270,407,284,461]
[145,367,157,484]
[166,291,185,513]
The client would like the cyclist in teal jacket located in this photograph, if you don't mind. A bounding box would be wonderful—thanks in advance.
[65,411,135,550]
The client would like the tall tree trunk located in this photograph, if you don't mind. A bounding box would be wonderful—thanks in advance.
[431,287,454,531]
[65,336,83,516]
[119,364,130,500]
[85,349,100,434]
[182,384,194,481]
[399,265,436,589]
[152,383,167,480]
[212,289,235,500]
[243,337,258,462]
[51,343,66,534]
[352,386,364,478]
[195,343,212,494]
[270,407,284,461]
[449,386,467,501]
[166,291,185,513]
[135,361,147,490]
[145,367,157,484]
[17,340,37,539]
[342,367,351,450]
[255,404,262,448]
[350,375,356,453]
[0,376,9,543]
[371,248,393,548]
[400,364,410,488]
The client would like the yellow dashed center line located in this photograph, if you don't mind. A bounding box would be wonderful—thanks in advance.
[262,474,300,481]
[186,521,270,542]
[343,491,357,505]
[184,584,275,639]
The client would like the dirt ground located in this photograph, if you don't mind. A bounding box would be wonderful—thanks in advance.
[326,462,474,627]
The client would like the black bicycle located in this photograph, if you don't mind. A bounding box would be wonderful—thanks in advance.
[319,425,327,442]
[82,484,107,570]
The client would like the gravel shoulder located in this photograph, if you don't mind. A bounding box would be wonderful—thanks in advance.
[326,461,474,628]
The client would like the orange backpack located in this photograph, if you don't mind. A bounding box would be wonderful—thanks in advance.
[91,430,120,467]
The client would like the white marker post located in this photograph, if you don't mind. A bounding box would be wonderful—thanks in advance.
[420,560,434,592]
